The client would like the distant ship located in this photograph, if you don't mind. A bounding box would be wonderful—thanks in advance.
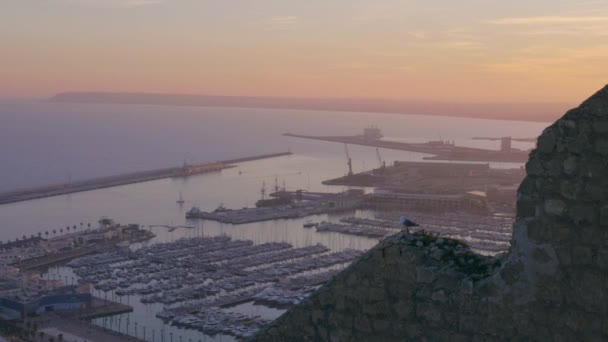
[177,192,185,205]
[255,178,293,208]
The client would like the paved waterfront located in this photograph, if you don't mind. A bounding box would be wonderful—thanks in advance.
[27,314,142,342]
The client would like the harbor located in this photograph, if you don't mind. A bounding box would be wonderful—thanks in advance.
[0,118,540,342]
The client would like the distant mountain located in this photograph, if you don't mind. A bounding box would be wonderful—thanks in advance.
[50,92,570,122]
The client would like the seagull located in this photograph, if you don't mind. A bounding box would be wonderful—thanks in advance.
[399,216,419,228]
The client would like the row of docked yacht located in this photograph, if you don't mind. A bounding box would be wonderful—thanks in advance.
[316,221,394,238]
[168,310,271,339]
[67,235,364,338]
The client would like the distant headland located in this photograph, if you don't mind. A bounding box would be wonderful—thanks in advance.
[50,91,570,123]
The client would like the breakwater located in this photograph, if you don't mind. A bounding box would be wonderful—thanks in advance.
[284,133,529,162]
[0,151,291,206]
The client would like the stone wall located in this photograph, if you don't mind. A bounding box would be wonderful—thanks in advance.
[253,85,608,341]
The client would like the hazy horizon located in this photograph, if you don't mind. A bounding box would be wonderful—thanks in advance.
[2,0,608,113]
[47,90,576,122]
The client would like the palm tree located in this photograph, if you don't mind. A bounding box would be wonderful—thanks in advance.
[80,222,84,230]
[66,226,70,233]
[52,229,56,237]
[37,232,42,238]
[38,331,44,341]
[22,234,26,240]
[87,222,91,230]
[45,231,49,238]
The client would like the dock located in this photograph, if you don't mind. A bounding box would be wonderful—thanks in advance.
[61,298,133,320]
[284,132,529,162]
[16,245,110,271]
[186,202,338,224]
[186,190,365,224]
[0,151,292,206]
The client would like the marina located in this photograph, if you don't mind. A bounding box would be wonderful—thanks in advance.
[64,235,363,339]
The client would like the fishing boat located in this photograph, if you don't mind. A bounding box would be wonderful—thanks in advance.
[303,220,317,228]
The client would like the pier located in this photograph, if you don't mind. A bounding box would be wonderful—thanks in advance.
[186,190,364,224]
[284,132,529,162]
[0,151,292,206]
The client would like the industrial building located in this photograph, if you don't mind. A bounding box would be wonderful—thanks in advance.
[0,276,91,320]
[392,161,491,178]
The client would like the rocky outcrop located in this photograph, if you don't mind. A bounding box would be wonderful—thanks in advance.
[253,85,608,341]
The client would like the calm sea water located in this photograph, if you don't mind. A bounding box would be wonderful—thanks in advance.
[0,100,550,242]
[0,100,549,341]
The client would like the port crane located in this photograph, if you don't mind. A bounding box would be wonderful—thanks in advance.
[274,175,280,193]
[344,143,353,176]
[375,148,386,169]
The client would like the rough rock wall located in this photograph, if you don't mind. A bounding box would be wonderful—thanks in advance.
[253,85,608,342]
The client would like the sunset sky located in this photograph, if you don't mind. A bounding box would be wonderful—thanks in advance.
[2,0,608,103]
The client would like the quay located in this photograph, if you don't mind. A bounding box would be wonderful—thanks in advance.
[0,151,292,206]
[11,222,155,271]
[284,132,529,162]
[15,245,110,271]
[187,202,336,224]
[60,298,133,320]
[187,190,365,224]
